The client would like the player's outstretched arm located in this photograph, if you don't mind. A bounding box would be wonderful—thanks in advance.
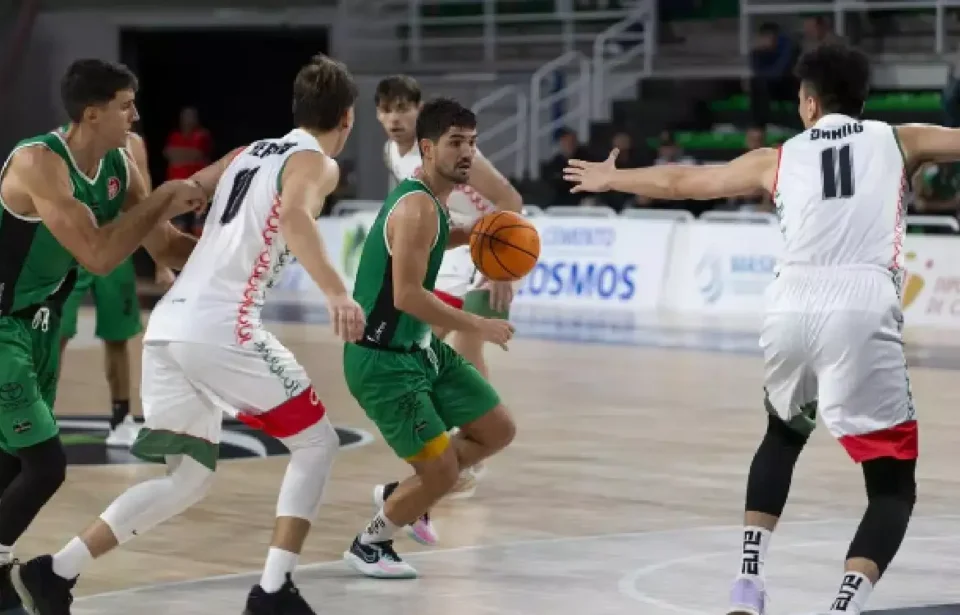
[564,147,779,201]
[190,146,245,201]
[13,146,202,275]
[123,144,199,270]
[467,151,523,212]
[278,150,365,342]
[895,124,960,168]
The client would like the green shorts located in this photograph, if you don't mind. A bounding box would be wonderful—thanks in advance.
[0,309,62,452]
[343,336,500,460]
[60,258,143,341]
[462,288,510,320]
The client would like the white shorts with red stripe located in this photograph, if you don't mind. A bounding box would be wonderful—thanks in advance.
[138,331,326,469]
[760,265,918,463]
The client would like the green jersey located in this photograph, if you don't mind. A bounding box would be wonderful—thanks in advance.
[0,130,129,316]
[353,178,450,351]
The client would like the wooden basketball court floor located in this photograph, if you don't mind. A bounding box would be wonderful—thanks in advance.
[41,304,960,614]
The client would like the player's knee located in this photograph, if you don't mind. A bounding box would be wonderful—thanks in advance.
[19,437,67,497]
[862,457,916,506]
[411,439,460,496]
[283,417,338,472]
[492,410,516,451]
[169,457,216,507]
[474,406,516,454]
[764,413,809,452]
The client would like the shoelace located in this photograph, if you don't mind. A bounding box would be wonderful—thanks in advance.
[377,541,402,562]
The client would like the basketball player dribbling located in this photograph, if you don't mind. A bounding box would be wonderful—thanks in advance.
[564,42,960,615]
[16,54,366,615]
[373,75,523,546]
[342,98,517,579]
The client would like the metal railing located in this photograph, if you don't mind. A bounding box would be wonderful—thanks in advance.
[472,84,528,180]
[591,0,656,119]
[528,50,591,180]
[739,0,960,56]
[400,0,636,64]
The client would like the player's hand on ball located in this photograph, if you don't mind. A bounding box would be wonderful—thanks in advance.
[477,318,515,351]
[563,148,619,193]
[167,179,208,216]
[327,294,366,343]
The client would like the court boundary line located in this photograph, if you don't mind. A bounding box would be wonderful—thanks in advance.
[618,532,960,615]
[77,513,960,602]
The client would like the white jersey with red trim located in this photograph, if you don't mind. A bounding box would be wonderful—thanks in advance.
[774,114,908,279]
[383,139,496,227]
[145,128,323,345]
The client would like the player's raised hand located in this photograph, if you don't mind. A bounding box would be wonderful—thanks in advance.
[563,148,619,193]
[166,179,209,217]
[327,293,366,343]
[477,317,515,351]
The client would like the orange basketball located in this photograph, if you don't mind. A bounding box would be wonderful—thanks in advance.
[469,211,541,282]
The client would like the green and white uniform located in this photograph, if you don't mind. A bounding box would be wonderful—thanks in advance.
[0,131,129,451]
[59,126,142,342]
[342,178,499,459]
[384,140,509,317]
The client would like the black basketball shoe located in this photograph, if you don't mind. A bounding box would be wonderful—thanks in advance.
[243,574,315,614]
[10,555,74,615]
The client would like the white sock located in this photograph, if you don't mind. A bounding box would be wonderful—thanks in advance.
[829,572,873,614]
[359,509,399,545]
[736,526,772,584]
[0,544,12,565]
[52,537,92,580]
[260,547,298,593]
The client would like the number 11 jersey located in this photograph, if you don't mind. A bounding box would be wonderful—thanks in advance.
[145,128,324,345]
[774,114,908,280]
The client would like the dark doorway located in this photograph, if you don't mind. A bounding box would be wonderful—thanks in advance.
[118,27,328,279]
[119,27,329,185]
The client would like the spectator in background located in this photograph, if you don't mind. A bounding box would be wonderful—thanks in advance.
[748,22,798,127]
[725,125,773,212]
[544,127,591,205]
[164,106,212,234]
[600,131,644,211]
[943,45,960,128]
[801,16,838,52]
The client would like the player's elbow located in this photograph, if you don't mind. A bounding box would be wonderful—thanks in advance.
[81,253,113,276]
[392,283,420,313]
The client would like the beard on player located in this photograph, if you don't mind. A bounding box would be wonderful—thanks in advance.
[439,154,472,184]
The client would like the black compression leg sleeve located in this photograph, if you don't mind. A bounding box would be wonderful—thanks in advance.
[745,415,809,516]
[846,457,916,577]
[0,450,22,498]
[0,437,67,546]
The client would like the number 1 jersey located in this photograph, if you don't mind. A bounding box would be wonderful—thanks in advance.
[145,128,323,345]
[774,114,908,279]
